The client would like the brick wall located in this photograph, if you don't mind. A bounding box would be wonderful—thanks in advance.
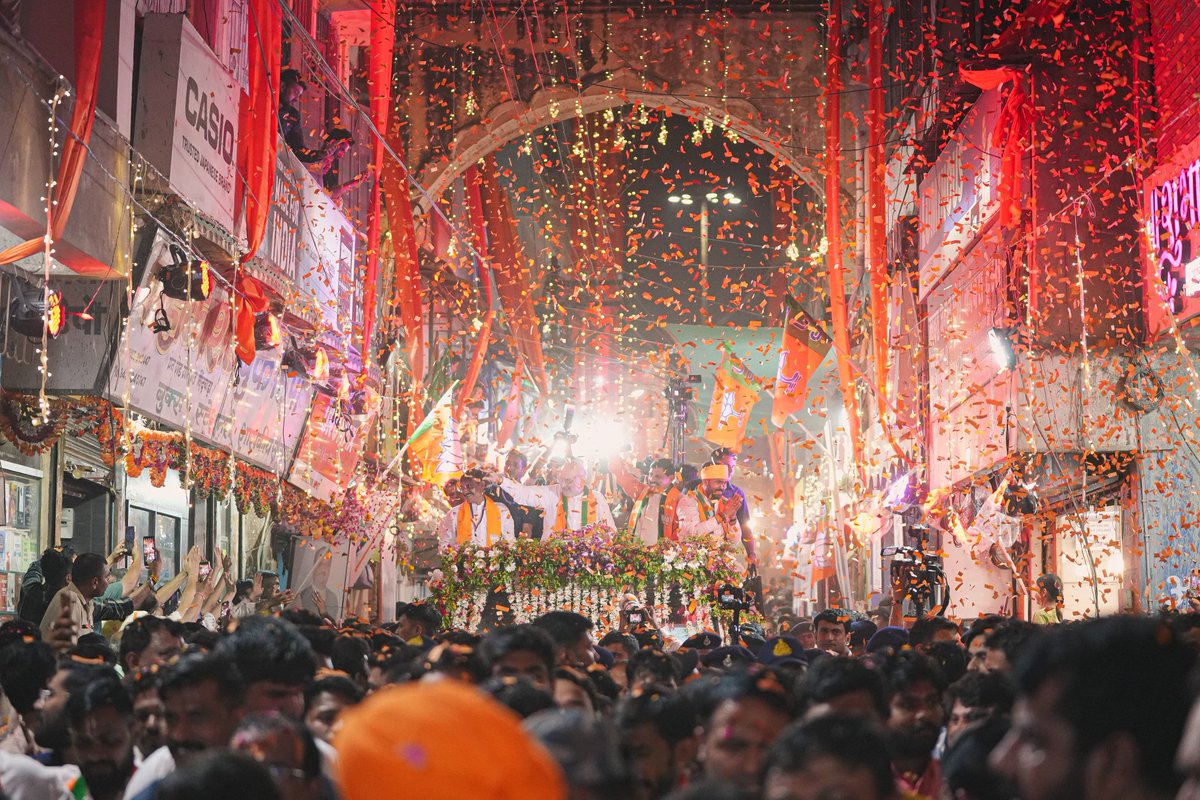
[1153,0,1200,163]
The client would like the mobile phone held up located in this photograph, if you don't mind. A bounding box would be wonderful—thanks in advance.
[143,536,158,565]
[198,560,212,580]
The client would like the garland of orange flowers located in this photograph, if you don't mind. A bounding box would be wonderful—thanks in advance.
[0,392,338,524]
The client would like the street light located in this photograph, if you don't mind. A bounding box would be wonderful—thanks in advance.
[669,187,742,317]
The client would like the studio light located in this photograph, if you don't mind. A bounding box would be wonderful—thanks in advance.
[254,312,283,351]
[988,327,1017,371]
[158,244,212,301]
[281,336,329,381]
[9,286,67,339]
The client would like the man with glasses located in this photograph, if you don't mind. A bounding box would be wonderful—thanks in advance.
[437,468,515,550]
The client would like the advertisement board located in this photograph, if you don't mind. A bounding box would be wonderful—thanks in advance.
[135,14,239,232]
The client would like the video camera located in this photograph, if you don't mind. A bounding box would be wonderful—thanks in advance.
[715,582,752,612]
[882,524,950,617]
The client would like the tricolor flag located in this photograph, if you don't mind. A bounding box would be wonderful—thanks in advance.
[703,352,759,451]
[408,383,463,487]
[771,296,832,428]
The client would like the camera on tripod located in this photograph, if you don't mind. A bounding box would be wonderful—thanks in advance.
[715,582,752,612]
[882,523,950,617]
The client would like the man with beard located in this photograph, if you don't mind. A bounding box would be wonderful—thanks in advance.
[32,658,113,766]
[882,650,946,799]
[610,457,680,546]
[676,464,753,567]
[993,617,1194,800]
[497,458,616,536]
[437,468,515,550]
[67,673,136,800]
[122,652,246,799]
[616,687,700,799]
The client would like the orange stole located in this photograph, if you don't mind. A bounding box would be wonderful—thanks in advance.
[456,498,503,546]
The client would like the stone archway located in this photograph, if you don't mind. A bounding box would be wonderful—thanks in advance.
[391,4,831,209]
[415,69,826,212]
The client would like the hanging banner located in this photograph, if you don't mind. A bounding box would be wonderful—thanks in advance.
[704,353,759,451]
[106,235,313,473]
[771,298,832,427]
[288,390,374,503]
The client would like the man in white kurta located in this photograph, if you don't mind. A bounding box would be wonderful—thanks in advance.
[498,459,615,537]
[438,469,515,550]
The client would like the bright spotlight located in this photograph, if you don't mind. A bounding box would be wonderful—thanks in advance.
[988,327,1017,371]
[706,192,719,203]
[680,196,694,205]
[668,195,681,204]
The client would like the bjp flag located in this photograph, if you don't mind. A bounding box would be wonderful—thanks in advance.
[704,353,759,451]
[771,296,832,427]
[408,385,463,487]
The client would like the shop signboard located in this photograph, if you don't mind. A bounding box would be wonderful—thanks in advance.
[106,234,313,473]
[134,14,239,232]
[1145,139,1200,334]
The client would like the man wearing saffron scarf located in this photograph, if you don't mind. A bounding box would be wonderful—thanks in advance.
[676,463,758,569]
[437,469,514,551]
[496,459,615,537]
[609,457,680,545]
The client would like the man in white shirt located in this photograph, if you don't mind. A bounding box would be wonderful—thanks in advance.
[675,463,756,569]
[437,468,515,550]
[497,458,615,537]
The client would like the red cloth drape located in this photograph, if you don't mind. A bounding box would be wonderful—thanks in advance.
[234,273,269,364]
[362,0,396,368]
[0,0,107,271]
[233,0,279,266]
[480,156,548,395]
[381,154,425,389]
[961,67,1034,228]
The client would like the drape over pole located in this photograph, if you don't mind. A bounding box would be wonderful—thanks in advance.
[480,156,549,396]
[867,0,889,411]
[455,165,496,416]
[363,0,396,370]
[0,0,107,270]
[230,0,280,364]
[824,0,865,475]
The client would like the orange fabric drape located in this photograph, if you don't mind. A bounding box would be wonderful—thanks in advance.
[824,0,865,475]
[234,0,280,265]
[960,67,1034,228]
[362,0,396,368]
[381,155,425,392]
[0,0,107,271]
[480,156,548,395]
[496,359,525,449]
[455,166,495,415]
[234,273,269,364]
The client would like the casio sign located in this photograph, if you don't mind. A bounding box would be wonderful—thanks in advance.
[184,77,235,166]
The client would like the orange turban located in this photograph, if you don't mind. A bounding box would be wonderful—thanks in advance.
[335,679,566,800]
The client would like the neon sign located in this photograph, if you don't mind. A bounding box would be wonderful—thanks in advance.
[1149,156,1200,312]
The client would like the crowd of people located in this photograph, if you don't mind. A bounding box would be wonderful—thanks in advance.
[0,538,1197,800]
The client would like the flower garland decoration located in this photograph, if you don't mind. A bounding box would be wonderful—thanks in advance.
[431,530,741,623]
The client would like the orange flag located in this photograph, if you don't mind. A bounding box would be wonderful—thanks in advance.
[771,297,832,428]
[704,353,759,452]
